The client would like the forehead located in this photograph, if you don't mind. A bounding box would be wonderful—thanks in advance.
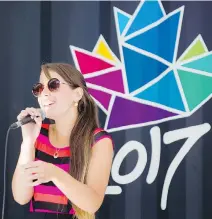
[39,70,65,83]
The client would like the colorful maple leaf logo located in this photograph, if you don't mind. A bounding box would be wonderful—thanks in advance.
[70,0,212,132]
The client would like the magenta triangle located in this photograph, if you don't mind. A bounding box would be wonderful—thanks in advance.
[75,50,114,74]
[107,96,177,129]
[88,88,111,110]
[86,69,125,93]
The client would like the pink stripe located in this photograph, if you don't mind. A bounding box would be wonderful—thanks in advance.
[34,185,65,196]
[37,134,49,145]
[69,208,75,214]
[56,163,70,172]
[37,134,70,150]
[30,200,33,212]
[34,209,63,214]
[34,209,74,215]
[94,128,103,134]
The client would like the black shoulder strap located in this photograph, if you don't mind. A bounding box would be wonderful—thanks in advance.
[94,130,110,144]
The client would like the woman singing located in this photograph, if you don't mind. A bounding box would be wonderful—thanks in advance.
[12,63,114,219]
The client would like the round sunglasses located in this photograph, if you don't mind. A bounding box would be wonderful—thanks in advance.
[32,78,68,97]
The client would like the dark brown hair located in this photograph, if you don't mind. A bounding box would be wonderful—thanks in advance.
[41,63,99,219]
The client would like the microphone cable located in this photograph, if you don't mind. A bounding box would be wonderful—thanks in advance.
[1,125,16,219]
[1,110,46,219]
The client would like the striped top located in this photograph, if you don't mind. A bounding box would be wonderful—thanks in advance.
[30,122,113,215]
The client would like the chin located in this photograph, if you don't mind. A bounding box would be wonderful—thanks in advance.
[44,110,57,120]
[45,110,67,121]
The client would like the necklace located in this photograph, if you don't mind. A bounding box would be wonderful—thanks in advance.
[53,148,60,159]
[51,125,61,159]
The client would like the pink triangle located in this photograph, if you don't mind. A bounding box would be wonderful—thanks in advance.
[86,69,125,93]
[88,88,111,110]
[75,50,114,74]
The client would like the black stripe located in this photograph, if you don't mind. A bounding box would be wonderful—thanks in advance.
[40,127,48,137]
[35,149,70,164]
[42,118,54,124]
[32,201,72,214]
[41,181,56,187]
[94,131,110,143]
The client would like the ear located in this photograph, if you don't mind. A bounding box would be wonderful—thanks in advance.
[74,87,84,102]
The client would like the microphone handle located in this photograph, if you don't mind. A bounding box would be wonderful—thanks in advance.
[10,115,35,129]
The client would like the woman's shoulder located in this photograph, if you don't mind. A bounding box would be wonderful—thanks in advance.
[92,128,114,148]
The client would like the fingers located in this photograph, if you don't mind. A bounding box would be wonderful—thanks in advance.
[29,172,44,180]
[17,107,42,121]
[26,171,45,187]
[25,108,41,119]
[34,116,42,126]
[20,161,48,186]
[29,173,40,180]
[31,179,42,187]
[24,167,41,175]
[17,110,29,121]
[25,177,42,187]
[20,163,44,186]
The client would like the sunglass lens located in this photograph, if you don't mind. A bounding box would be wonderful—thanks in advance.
[32,83,44,97]
[48,78,60,91]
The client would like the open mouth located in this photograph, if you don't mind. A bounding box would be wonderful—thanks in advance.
[43,102,55,107]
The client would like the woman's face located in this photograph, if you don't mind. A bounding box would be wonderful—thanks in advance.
[37,70,80,120]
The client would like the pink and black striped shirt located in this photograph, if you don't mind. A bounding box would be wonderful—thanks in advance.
[30,122,113,215]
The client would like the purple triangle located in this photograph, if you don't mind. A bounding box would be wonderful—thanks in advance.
[88,88,111,110]
[86,69,125,93]
[107,96,177,129]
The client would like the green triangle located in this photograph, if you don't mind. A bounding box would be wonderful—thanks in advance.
[178,37,207,63]
[177,69,212,111]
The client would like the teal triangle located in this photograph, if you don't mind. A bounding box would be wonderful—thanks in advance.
[123,46,168,93]
[177,69,212,111]
[135,70,185,111]
[126,1,164,36]
[183,54,212,73]
[116,10,130,35]
[126,10,181,62]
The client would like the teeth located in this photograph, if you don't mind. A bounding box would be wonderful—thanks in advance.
[42,102,55,107]
[45,103,53,105]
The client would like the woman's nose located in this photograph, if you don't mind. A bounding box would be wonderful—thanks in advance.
[42,85,51,96]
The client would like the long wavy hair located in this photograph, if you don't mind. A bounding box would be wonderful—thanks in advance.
[41,63,99,219]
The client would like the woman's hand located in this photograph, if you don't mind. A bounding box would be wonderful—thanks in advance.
[17,107,43,145]
[21,160,56,186]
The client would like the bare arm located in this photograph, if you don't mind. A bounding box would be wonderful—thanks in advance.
[12,141,35,205]
[51,138,113,213]
[12,107,43,205]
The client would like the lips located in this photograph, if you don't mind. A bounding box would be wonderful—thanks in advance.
[43,102,55,107]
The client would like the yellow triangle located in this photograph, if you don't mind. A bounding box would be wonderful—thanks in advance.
[95,39,118,63]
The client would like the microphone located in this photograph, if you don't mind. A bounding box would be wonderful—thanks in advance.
[10,109,46,129]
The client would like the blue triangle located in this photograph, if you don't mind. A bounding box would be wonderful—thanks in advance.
[183,54,212,73]
[126,1,164,37]
[123,46,168,93]
[116,10,130,35]
[135,70,185,111]
[126,10,181,63]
